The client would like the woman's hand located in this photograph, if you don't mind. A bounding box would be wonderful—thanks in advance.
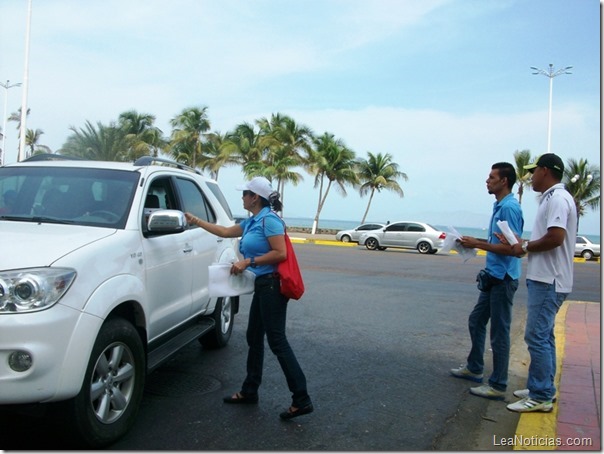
[184,213,244,238]
[230,259,249,275]
[184,212,197,225]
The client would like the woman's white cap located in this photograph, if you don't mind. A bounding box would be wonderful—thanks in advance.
[236,176,274,200]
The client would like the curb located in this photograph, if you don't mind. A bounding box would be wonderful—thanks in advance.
[513,303,569,450]
[289,237,356,247]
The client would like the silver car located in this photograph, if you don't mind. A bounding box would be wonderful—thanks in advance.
[335,223,385,243]
[575,236,600,260]
[359,221,446,254]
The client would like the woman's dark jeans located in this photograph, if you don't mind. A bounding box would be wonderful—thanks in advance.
[240,274,312,408]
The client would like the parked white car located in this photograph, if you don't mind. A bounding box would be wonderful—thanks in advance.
[359,221,446,254]
[0,155,240,447]
[335,223,385,243]
[575,236,600,260]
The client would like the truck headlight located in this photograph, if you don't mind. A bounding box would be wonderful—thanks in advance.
[0,268,76,313]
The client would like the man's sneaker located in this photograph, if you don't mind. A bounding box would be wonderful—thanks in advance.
[470,384,505,400]
[450,365,483,383]
[513,388,529,399]
[513,389,557,403]
[507,397,553,413]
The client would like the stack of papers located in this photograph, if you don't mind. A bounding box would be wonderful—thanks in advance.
[208,264,256,297]
[496,220,519,245]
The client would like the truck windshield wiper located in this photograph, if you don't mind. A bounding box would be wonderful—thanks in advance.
[0,215,76,225]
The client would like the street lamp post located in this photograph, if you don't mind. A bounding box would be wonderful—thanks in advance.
[18,0,33,162]
[530,63,572,154]
[0,80,22,166]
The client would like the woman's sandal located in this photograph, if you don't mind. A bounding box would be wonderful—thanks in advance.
[279,403,314,420]
[223,392,258,404]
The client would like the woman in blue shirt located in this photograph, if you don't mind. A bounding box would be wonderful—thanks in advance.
[185,177,313,420]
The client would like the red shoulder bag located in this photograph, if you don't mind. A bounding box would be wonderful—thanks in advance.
[263,214,305,300]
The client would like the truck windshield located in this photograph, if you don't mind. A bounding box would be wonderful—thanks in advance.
[0,166,139,229]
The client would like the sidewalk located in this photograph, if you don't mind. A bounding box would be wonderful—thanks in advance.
[514,301,601,451]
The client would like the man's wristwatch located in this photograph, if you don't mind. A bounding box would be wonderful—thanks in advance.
[250,257,257,268]
[521,241,529,254]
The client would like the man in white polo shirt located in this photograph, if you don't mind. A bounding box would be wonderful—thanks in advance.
[505,153,577,413]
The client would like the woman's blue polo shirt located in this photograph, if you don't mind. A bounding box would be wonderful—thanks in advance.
[238,207,285,276]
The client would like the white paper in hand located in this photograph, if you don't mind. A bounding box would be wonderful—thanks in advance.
[496,220,518,245]
[441,226,477,262]
[208,264,256,297]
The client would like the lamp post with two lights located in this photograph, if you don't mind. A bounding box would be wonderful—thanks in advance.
[530,63,573,154]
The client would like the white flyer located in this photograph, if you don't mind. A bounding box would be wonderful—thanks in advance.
[496,220,519,245]
[208,264,256,297]
[441,226,477,262]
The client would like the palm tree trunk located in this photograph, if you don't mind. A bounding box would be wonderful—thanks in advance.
[312,180,332,234]
[311,176,325,235]
[360,188,376,224]
[279,182,285,217]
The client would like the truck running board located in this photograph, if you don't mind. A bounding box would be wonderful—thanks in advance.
[147,318,215,371]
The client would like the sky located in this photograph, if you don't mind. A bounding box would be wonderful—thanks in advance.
[1,0,601,234]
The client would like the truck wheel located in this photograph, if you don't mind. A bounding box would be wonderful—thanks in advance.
[65,317,145,448]
[201,296,235,349]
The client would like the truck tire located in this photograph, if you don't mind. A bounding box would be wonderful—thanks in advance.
[200,296,235,349]
[64,317,145,448]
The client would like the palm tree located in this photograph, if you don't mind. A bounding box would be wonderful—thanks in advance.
[244,145,305,215]
[256,114,312,206]
[8,108,31,157]
[118,110,165,160]
[513,149,533,204]
[229,122,266,168]
[8,107,30,133]
[60,120,128,161]
[203,131,240,180]
[169,107,211,168]
[357,152,408,224]
[563,158,600,231]
[308,132,358,234]
[228,121,278,182]
[25,128,52,157]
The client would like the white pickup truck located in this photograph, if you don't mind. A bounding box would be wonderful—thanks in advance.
[0,155,240,447]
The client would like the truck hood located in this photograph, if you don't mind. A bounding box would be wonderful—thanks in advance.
[0,221,116,269]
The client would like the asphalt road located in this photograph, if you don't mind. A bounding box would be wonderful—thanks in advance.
[1,243,600,450]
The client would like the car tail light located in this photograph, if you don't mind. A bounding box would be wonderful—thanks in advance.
[439,232,446,239]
